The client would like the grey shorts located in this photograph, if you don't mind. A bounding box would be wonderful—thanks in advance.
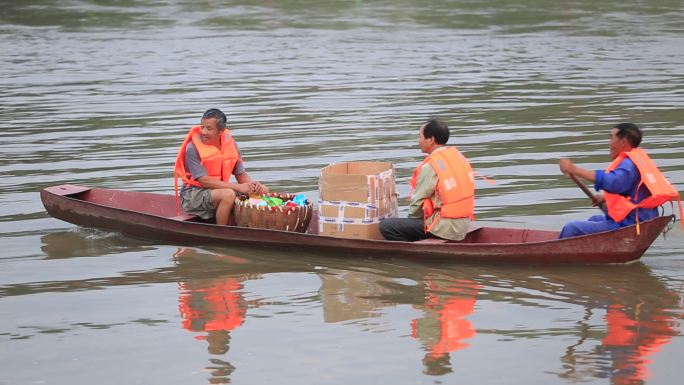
[180,187,215,219]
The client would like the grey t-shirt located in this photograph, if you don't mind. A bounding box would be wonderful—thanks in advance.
[180,142,245,194]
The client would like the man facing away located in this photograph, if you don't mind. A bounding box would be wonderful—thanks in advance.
[174,108,268,225]
[380,118,475,242]
[558,122,680,238]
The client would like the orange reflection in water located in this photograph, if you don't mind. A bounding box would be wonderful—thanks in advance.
[556,266,681,385]
[411,277,480,375]
[602,303,678,384]
[178,278,245,337]
[175,248,252,384]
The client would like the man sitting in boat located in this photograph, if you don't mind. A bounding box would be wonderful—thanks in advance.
[558,122,680,238]
[380,118,475,242]
[174,108,268,225]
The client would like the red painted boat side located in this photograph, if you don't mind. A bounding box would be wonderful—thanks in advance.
[40,185,674,264]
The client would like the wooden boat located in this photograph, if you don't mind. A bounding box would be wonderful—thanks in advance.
[40,184,674,264]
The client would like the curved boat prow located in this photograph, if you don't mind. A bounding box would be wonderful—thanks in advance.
[43,184,92,197]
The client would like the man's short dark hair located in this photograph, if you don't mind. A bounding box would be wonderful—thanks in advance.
[202,108,228,130]
[614,123,642,148]
[423,118,449,145]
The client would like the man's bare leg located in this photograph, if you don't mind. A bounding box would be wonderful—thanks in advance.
[211,188,236,225]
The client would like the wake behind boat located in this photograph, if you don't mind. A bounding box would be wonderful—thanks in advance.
[40,184,673,264]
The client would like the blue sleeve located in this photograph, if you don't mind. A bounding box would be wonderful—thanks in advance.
[594,158,638,195]
[594,170,604,192]
[184,143,207,179]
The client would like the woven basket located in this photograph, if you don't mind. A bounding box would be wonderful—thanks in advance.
[233,193,313,233]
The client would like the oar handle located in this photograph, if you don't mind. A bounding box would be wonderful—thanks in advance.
[569,173,608,214]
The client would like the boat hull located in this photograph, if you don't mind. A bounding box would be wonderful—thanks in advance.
[40,184,673,264]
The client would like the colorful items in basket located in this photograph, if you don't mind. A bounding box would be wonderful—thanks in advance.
[233,192,313,233]
[245,193,309,209]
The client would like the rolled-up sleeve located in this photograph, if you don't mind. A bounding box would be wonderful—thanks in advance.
[232,142,245,175]
[594,159,638,195]
[185,143,207,179]
[233,159,245,175]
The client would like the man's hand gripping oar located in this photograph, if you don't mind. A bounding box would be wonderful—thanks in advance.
[568,173,608,214]
[559,158,607,214]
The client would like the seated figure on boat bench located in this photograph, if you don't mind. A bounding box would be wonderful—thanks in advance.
[174,108,268,225]
[558,122,680,238]
[380,118,475,242]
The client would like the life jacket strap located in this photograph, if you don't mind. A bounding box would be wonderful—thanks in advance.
[635,208,640,236]
[425,210,441,234]
[474,171,497,185]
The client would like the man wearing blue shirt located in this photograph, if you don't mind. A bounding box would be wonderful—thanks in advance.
[558,123,658,238]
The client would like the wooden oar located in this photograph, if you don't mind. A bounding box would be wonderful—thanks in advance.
[569,173,608,214]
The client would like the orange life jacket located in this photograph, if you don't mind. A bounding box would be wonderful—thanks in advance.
[410,279,479,359]
[410,147,475,232]
[173,125,240,204]
[178,279,245,332]
[603,148,682,227]
[602,303,675,383]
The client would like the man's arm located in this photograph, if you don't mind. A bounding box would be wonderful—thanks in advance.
[184,142,207,180]
[235,172,268,195]
[595,159,638,195]
[197,170,270,195]
[559,158,606,204]
[235,171,251,183]
[559,158,596,182]
[408,164,438,218]
[195,175,246,192]
[185,143,257,194]
[560,157,638,196]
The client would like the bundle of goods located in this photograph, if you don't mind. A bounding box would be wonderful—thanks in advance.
[318,161,398,240]
[233,192,312,233]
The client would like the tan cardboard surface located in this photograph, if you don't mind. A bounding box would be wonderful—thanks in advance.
[318,197,396,221]
[319,222,385,240]
[318,161,398,240]
[318,196,398,240]
[319,161,396,203]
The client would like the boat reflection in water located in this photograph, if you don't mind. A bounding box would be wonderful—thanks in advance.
[551,264,681,384]
[171,247,680,384]
[316,267,479,375]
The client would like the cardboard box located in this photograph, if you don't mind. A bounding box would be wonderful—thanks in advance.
[318,161,398,240]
